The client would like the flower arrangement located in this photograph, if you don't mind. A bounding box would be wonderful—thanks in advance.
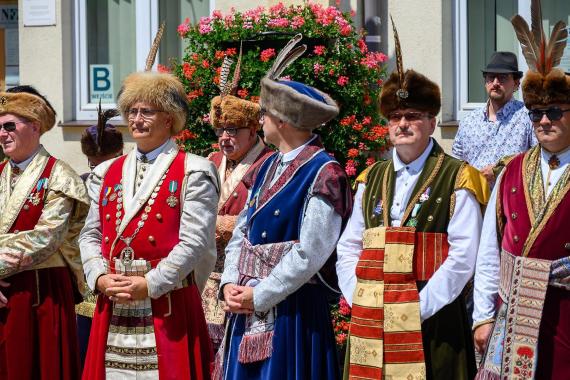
[331,295,351,348]
[172,2,389,177]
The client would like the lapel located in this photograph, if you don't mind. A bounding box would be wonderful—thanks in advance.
[382,141,444,227]
[0,148,50,234]
[250,138,323,220]
[118,139,178,235]
[218,139,266,210]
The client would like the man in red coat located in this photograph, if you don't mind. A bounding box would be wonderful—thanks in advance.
[79,70,218,379]
[203,93,272,351]
[473,9,570,379]
[0,85,89,379]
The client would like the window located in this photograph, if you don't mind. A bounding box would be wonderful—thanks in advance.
[74,0,213,120]
[455,0,570,121]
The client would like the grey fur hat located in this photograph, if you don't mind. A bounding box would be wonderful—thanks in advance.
[259,34,339,130]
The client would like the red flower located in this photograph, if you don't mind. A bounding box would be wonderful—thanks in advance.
[337,76,349,86]
[516,346,534,358]
[313,45,326,56]
[186,89,203,102]
[237,88,249,98]
[358,39,368,54]
[260,48,276,62]
[352,123,363,131]
[201,59,210,68]
[225,48,237,56]
[366,157,376,166]
[177,22,190,37]
[215,51,225,60]
[157,64,170,73]
[182,63,196,80]
[347,148,359,158]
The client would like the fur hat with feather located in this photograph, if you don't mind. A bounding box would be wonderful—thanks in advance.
[379,16,441,118]
[259,34,339,130]
[116,22,189,135]
[210,44,261,130]
[81,100,123,157]
[512,0,569,108]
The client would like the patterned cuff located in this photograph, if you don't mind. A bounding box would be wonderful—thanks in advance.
[472,318,495,331]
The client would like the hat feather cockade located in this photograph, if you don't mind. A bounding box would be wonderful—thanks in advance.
[117,22,189,135]
[379,16,441,118]
[512,0,569,107]
[259,34,339,130]
[210,43,261,130]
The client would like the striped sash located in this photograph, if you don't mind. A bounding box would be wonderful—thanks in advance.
[347,227,449,380]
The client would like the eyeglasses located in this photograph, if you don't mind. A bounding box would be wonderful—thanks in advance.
[0,121,25,132]
[388,111,429,123]
[214,127,248,137]
[127,108,164,120]
[484,73,511,83]
[528,107,570,122]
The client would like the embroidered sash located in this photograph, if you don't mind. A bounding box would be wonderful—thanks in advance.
[476,250,570,380]
[234,237,296,363]
[347,227,449,380]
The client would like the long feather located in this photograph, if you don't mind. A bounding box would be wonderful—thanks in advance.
[511,15,540,72]
[267,34,304,80]
[218,56,234,93]
[531,0,545,47]
[145,22,165,71]
[96,100,119,154]
[390,15,405,89]
[271,45,306,79]
[545,20,568,71]
[229,41,243,95]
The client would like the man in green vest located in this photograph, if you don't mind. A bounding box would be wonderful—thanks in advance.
[336,22,489,380]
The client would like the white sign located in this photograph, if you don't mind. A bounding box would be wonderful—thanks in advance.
[0,5,18,66]
[90,65,114,103]
[23,0,56,27]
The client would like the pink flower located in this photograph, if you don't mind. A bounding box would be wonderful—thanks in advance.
[243,20,253,29]
[362,116,372,125]
[337,76,349,86]
[358,39,368,54]
[202,114,211,123]
[366,157,376,166]
[345,160,357,176]
[212,10,222,19]
[340,24,352,36]
[279,75,291,81]
[313,63,324,74]
[157,64,170,73]
[291,16,305,29]
[268,17,289,28]
[260,48,276,62]
[199,23,212,34]
[313,45,326,56]
[269,3,286,16]
[177,23,190,37]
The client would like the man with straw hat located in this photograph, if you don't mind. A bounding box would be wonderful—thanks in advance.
[79,26,218,379]
[0,85,89,379]
[474,1,570,378]
[202,53,273,352]
[217,34,352,379]
[336,18,488,379]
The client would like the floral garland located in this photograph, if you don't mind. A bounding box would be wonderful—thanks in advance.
[171,2,390,178]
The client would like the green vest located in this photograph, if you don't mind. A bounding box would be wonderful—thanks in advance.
[362,141,463,233]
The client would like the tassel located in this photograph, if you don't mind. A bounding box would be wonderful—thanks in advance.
[207,322,227,346]
[237,331,274,363]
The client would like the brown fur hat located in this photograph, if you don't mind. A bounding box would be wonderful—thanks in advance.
[117,71,189,135]
[210,95,260,130]
[81,125,123,157]
[0,91,56,135]
[379,70,441,118]
[260,77,339,130]
[521,68,570,108]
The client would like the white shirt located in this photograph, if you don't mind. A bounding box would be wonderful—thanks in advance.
[336,140,483,322]
[473,146,570,325]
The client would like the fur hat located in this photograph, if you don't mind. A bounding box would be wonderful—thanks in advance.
[380,17,441,118]
[259,34,339,130]
[81,124,123,157]
[512,2,568,108]
[260,78,339,130]
[210,95,260,130]
[117,71,189,135]
[0,91,56,135]
[379,69,441,117]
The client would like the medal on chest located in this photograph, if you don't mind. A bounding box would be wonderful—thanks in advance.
[166,180,178,207]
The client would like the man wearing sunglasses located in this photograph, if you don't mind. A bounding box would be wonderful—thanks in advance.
[337,23,489,379]
[202,93,272,352]
[474,13,570,379]
[0,86,89,379]
[453,52,536,184]
[79,70,218,379]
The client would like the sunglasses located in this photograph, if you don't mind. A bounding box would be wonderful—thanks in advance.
[528,107,570,122]
[214,127,248,137]
[484,73,512,83]
[0,121,26,132]
[388,111,429,123]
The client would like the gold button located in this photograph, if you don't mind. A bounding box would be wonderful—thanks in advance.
[564,242,570,250]
[233,192,238,198]
[13,229,19,234]
[104,236,109,243]
[105,214,110,221]
[436,197,442,204]
[513,235,519,243]
[427,215,434,222]
[511,212,517,220]
[23,204,29,211]
[156,213,162,221]
[148,235,155,243]
[511,187,517,194]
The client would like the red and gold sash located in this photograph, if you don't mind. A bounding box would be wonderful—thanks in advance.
[347,226,449,380]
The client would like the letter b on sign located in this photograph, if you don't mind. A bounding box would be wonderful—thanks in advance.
[90,64,114,103]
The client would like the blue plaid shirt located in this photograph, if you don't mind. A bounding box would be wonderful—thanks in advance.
[452,98,537,169]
